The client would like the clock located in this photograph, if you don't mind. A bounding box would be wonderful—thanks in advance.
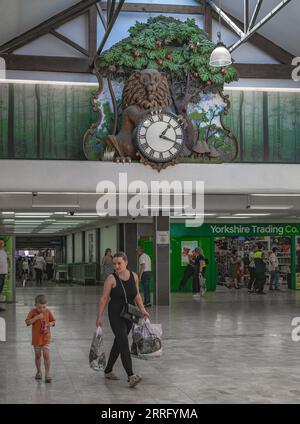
[135,111,185,164]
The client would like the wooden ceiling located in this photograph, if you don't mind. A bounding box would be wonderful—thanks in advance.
[0,0,295,79]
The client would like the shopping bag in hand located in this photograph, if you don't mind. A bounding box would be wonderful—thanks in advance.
[89,326,106,371]
[131,319,162,360]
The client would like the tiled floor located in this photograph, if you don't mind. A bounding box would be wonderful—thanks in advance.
[1,285,300,404]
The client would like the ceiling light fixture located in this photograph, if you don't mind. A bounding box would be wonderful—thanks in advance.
[209,0,232,67]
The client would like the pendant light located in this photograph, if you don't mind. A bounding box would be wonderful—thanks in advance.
[209,0,232,67]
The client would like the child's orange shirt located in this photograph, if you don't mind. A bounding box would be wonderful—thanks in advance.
[25,308,56,346]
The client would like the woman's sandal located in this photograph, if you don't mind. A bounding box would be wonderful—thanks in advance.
[35,372,42,380]
[45,376,52,383]
[104,371,119,380]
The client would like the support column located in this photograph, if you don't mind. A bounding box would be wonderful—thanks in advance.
[96,228,100,284]
[153,215,170,306]
[124,223,138,273]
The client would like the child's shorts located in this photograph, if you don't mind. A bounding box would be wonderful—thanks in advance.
[34,344,50,353]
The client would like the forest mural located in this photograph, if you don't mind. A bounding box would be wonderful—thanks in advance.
[0,82,299,163]
[225,90,300,163]
[0,83,96,160]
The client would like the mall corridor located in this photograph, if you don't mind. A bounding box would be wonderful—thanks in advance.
[1,287,300,404]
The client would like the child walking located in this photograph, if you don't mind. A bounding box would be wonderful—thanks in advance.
[25,294,56,383]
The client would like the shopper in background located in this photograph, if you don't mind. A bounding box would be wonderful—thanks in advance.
[269,247,280,291]
[193,248,205,297]
[137,247,152,307]
[247,248,256,293]
[45,253,55,281]
[22,257,29,287]
[253,244,267,294]
[228,249,241,289]
[179,248,199,291]
[0,239,8,312]
[101,248,114,281]
[34,253,46,287]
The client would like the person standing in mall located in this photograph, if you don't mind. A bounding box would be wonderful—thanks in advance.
[45,253,55,281]
[269,247,280,291]
[179,248,199,291]
[253,243,267,294]
[96,252,149,387]
[34,253,46,287]
[247,248,256,293]
[101,248,114,281]
[21,257,29,287]
[136,247,152,307]
[228,249,241,289]
[0,239,8,312]
[193,248,206,297]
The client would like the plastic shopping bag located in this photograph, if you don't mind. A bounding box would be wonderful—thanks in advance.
[89,326,106,371]
[131,319,162,360]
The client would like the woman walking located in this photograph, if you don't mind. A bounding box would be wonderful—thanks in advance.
[101,248,114,281]
[96,252,149,388]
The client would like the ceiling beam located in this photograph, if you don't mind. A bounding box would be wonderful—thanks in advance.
[88,5,98,64]
[1,53,293,79]
[99,1,205,15]
[229,0,293,53]
[0,0,100,54]
[211,10,294,64]
[248,0,263,30]
[204,1,212,39]
[234,63,294,79]
[49,29,89,57]
[1,54,90,73]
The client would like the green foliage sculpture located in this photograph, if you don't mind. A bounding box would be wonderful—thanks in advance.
[90,16,239,160]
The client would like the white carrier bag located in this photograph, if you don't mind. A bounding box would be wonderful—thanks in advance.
[89,326,106,371]
[131,319,162,360]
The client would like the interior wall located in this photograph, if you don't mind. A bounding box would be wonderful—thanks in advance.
[74,232,82,263]
[100,225,117,260]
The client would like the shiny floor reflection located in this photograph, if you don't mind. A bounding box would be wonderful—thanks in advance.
[1,285,300,404]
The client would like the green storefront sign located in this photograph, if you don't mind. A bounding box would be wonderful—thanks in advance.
[170,224,299,292]
[0,236,15,302]
[171,223,300,238]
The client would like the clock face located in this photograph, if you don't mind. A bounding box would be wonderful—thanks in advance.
[136,111,185,163]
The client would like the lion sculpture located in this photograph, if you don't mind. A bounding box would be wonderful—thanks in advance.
[106,69,172,161]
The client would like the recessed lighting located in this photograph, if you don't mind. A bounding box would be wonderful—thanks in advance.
[217,216,250,219]
[234,213,271,217]
[251,194,300,197]
[248,205,293,210]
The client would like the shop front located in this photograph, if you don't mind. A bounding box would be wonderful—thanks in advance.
[171,223,300,292]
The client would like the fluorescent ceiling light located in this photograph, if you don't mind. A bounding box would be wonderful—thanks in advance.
[144,206,190,210]
[3,219,15,222]
[15,212,51,215]
[250,194,300,197]
[217,216,250,219]
[248,205,293,210]
[32,205,80,208]
[234,213,271,217]
[2,212,15,215]
[225,87,300,93]
[54,212,68,215]
[0,79,97,87]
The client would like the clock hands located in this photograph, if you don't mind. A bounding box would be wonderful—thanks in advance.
[159,125,171,138]
[160,135,175,143]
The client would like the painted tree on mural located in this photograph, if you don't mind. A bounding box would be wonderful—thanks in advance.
[97,16,239,145]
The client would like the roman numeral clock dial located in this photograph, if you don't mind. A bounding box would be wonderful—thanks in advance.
[135,111,185,168]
